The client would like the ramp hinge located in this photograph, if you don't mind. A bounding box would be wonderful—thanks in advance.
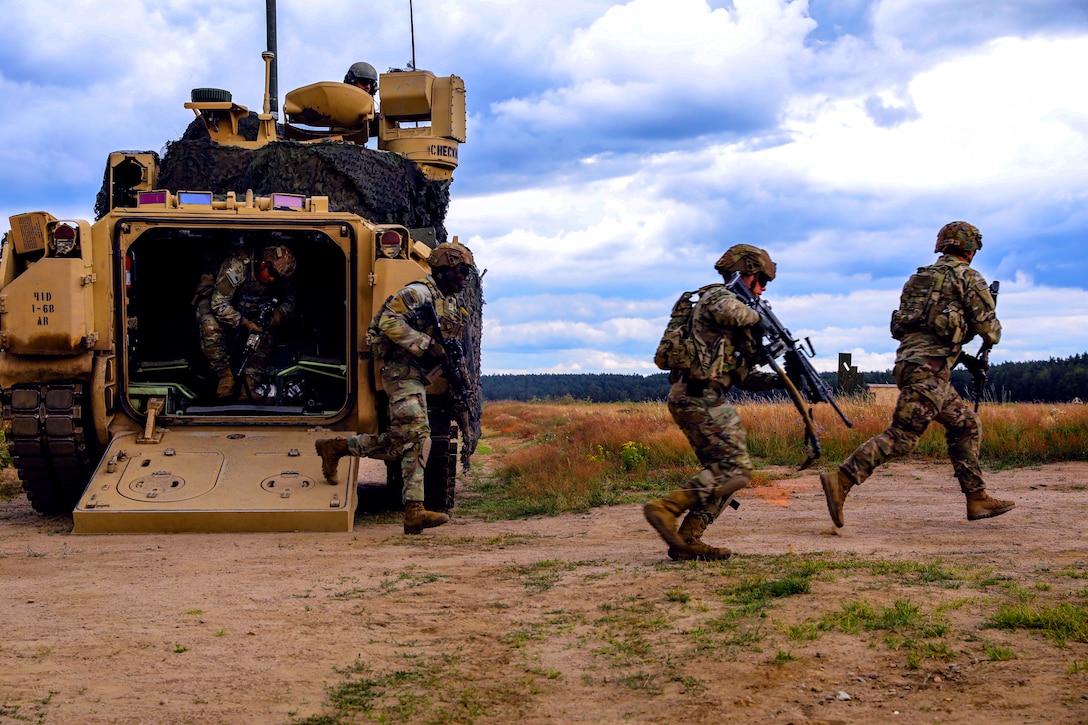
[0,331,7,350]
[82,273,97,286]
[83,332,99,347]
[0,293,6,313]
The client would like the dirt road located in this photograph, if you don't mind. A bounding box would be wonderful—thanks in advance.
[2,460,1087,724]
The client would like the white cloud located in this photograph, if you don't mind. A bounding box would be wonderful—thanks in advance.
[770,36,1088,191]
[2,1,1087,378]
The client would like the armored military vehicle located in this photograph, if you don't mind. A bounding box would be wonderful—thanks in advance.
[0,52,481,532]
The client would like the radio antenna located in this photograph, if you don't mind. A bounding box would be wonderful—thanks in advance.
[409,0,417,70]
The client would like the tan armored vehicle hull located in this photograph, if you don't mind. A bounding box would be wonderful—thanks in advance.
[1,58,480,533]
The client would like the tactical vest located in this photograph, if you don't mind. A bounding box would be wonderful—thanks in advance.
[367,280,463,362]
[890,260,968,344]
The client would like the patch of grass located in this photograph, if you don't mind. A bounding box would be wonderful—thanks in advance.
[294,650,547,725]
[616,671,663,695]
[722,572,812,617]
[665,587,690,604]
[510,559,605,593]
[784,621,822,642]
[0,465,21,501]
[0,429,14,468]
[988,602,1088,646]
[329,570,443,599]
[983,642,1015,661]
[819,598,954,668]
[514,559,566,593]
[771,649,796,666]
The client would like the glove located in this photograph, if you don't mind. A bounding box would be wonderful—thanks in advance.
[428,341,448,365]
[242,318,261,334]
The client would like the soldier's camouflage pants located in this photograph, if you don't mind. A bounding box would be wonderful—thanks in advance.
[668,379,753,525]
[347,370,430,503]
[195,298,272,376]
[840,359,985,494]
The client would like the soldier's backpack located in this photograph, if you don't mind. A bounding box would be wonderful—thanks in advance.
[654,284,719,372]
[890,261,967,343]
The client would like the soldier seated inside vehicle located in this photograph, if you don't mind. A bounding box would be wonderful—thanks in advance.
[123,228,348,418]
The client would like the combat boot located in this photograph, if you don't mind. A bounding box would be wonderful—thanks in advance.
[215,370,235,399]
[643,489,700,558]
[669,515,731,561]
[966,491,1015,521]
[314,437,349,484]
[238,374,269,403]
[403,500,449,534]
[820,469,853,528]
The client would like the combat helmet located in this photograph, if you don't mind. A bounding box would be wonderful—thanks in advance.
[935,221,982,254]
[261,244,297,280]
[429,240,475,270]
[344,62,379,94]
[714,244,777,282]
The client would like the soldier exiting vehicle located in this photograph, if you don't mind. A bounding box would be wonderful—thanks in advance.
[315,241,476,535]
[194,243,297,401]
[821,221,1014,526]
[644,244,788,560]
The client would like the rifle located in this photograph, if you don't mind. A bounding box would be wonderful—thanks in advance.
[234,297,278,384]
[958,280,1000,412]
[422,302,481,472]
[725,272,853,470]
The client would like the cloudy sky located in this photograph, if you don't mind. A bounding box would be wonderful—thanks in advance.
[2,0,1086,375]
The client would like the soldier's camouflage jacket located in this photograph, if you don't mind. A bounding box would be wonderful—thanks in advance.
[891,254,1001,370]
[201,252,296,329]
[688,285,775,389]
[367,275,466,380]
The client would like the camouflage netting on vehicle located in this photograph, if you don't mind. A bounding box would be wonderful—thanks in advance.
[460,269,485,449]
[95,116,451,240]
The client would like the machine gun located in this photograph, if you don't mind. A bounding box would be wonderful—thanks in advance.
[725,272,853,470]
[423,302,481,471]
[957,280,1000,412]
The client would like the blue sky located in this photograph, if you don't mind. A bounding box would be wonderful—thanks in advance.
[2,0,1086,375]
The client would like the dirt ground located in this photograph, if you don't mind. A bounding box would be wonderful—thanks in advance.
[2,458,1087,725]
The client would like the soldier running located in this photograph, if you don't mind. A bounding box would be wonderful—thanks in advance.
[644,244,787,560]
[820,221,1015,526]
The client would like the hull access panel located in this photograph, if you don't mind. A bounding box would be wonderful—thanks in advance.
[73,427,358,533]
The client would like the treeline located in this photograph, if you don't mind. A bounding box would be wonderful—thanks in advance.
[482,373,672,403]
[481,353,1088,404]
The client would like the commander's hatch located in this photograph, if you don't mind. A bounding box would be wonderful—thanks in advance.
[72,427,358,533]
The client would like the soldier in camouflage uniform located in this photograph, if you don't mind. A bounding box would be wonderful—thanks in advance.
[644,244,786,561]
[820,222,1014,526]
[194,244,297,400]
[314,241,475,535]
[344,61,379,96]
